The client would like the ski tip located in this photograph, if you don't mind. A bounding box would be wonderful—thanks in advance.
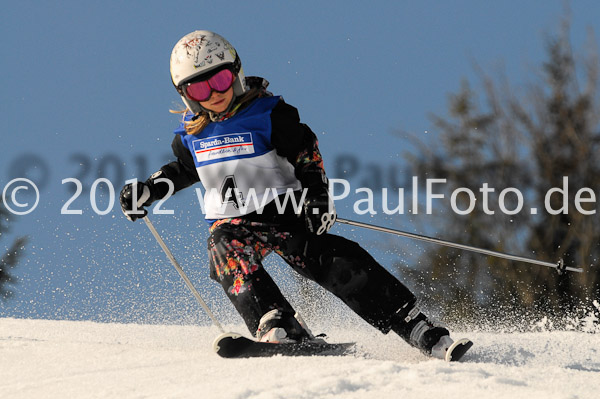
[445,338,473,362]
[212,332,243,354]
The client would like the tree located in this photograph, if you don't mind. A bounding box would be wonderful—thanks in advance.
[0,200,26,300]
[398,20,600,329]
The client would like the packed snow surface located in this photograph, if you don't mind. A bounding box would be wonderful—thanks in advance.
[1,318,599,399]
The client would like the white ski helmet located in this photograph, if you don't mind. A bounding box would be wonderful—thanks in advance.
[170,30,246,114]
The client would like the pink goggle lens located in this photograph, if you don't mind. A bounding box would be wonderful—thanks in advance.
[183,69,234,102]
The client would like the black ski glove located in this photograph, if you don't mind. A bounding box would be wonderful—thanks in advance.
[303,186,337,235]
[120,170,172,221]
[119,180,154,221]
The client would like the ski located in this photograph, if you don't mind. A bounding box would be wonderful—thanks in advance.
[445,338,473,362]
[213,332,471,361]
[213,332,355,358]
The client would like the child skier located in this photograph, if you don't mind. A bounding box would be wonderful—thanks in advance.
[120,30,456,359]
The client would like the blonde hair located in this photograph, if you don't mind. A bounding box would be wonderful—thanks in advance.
[170,87,262,136]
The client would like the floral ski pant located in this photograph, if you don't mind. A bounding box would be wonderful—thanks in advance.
[207,218,416,336]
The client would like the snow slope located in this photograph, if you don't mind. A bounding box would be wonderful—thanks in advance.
[1,318,599,399]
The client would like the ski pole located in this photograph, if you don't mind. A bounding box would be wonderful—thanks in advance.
[336,218,583,274]
[143,216,225,332]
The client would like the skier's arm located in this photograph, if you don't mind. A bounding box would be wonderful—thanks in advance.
[270,100,327,190]
[147,135,200,199]
[270,99,336,234]
[119,136,199,221]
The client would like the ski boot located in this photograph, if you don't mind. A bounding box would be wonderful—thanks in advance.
[408,319,453,359]
[391,301,469,360]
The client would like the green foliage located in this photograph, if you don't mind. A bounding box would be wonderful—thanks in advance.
[399,21,600,328]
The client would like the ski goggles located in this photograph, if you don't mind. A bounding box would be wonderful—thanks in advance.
[182,69,235,102]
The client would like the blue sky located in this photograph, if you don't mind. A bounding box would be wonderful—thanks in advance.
[1,1,598,323]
